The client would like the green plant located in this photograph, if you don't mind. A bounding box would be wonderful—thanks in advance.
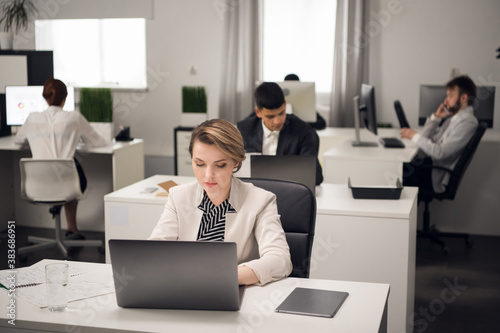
[0,0,37,33]
[182,86,207,113]
[79,88,113,122]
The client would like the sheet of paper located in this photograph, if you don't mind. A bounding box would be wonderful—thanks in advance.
[0,262,115,308]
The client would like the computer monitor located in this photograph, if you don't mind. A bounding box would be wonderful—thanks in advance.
[419,85,495,128]
[352,84,378,147]
[5,85,75,126]
[275,81,316,122]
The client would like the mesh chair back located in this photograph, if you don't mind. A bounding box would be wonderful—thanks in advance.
[20,158,83,204]
[240,178,316,278]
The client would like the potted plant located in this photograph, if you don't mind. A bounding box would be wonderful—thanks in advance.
[181,86,208,126]
[0,0,37,50]
[79,88,114,143]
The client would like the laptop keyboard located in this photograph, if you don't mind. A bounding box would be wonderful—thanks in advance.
[380,137,405,148]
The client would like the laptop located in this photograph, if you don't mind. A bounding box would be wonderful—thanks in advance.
[250,155,316,193]
[108,239,241,310]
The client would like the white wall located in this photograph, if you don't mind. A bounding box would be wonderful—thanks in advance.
[367,0,500,236]
[113,0,224,158]
[368,0,500,130]
[15,0,224,174]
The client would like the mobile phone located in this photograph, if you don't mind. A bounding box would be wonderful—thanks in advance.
[442,105,451,115]
[141,187,158,193]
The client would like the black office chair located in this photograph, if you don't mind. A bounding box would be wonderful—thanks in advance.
[18,158,103,259]
[394,100,410,128]
[418,122,487,254]
[240,178,316,278]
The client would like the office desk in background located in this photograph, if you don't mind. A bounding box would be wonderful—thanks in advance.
[104,175,418,333]
[317,128,418,186]
[0,260,389,333]
[0,135,145,232]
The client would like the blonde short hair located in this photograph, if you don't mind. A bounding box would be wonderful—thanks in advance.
[189,119,246,172]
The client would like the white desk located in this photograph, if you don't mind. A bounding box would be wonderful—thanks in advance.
[0,135,145,232]
[317,128,418,186]
[104,175,418,333]
[312,184,418,333]
[0,259,389,333]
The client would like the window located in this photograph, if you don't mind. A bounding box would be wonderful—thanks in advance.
[262,0,336,95]
[35,18,147,89]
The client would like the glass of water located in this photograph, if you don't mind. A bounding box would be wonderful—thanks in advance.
[45,263,69,312]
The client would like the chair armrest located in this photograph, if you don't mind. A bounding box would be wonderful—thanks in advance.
[418,164,461,180]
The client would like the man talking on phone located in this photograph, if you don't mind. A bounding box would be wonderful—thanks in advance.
[400,75,478,193]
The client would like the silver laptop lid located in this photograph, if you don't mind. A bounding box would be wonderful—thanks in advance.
[108,239,240,311]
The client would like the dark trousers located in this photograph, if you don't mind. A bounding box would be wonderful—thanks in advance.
[74,157,87,194]
[403,152,434,192]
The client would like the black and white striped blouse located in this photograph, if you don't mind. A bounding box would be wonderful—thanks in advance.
[196,191,236,241]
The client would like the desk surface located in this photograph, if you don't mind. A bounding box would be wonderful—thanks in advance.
[321,128,418,161]
[0,259,389,333]
[105,175,418,220]
[0,134,144,154]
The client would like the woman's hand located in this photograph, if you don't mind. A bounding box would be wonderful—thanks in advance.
[238,265,259,285]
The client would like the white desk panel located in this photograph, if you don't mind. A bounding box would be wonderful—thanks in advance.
[321,128,418,186]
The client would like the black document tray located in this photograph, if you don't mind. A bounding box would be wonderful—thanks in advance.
[348,177,403,200]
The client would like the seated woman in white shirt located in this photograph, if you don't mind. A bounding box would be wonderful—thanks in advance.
[15,78,107,240]
[149,119,292,286]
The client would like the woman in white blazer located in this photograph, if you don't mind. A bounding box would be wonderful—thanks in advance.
[149,119,292,286]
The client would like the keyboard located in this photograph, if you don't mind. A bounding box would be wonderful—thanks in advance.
[380,137,405,148]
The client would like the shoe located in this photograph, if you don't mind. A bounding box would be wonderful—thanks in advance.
[65,231,86,240]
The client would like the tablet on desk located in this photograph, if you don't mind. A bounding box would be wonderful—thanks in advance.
[275,287,349,318]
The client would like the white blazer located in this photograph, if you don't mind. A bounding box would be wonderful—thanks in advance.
[149,177,292,286]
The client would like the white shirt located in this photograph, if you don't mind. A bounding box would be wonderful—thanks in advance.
[261,120,280,155]
[412,109,467,144]
[14,106,107,158]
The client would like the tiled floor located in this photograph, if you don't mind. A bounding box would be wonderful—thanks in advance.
[1,227,499,332]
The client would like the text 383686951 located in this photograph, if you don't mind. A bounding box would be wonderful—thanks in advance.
[6,221,16,325]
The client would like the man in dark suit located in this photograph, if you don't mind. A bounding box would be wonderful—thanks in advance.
[237,82,324,185]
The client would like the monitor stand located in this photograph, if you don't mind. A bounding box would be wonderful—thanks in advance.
[351,96,378,147]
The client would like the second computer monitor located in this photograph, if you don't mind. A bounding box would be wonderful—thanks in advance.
[276,81,316,122]
[351,84,379,147]
[419,84,495,127]
[360,84,378,136]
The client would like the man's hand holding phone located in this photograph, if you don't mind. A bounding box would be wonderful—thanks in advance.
[435,102,451,118]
